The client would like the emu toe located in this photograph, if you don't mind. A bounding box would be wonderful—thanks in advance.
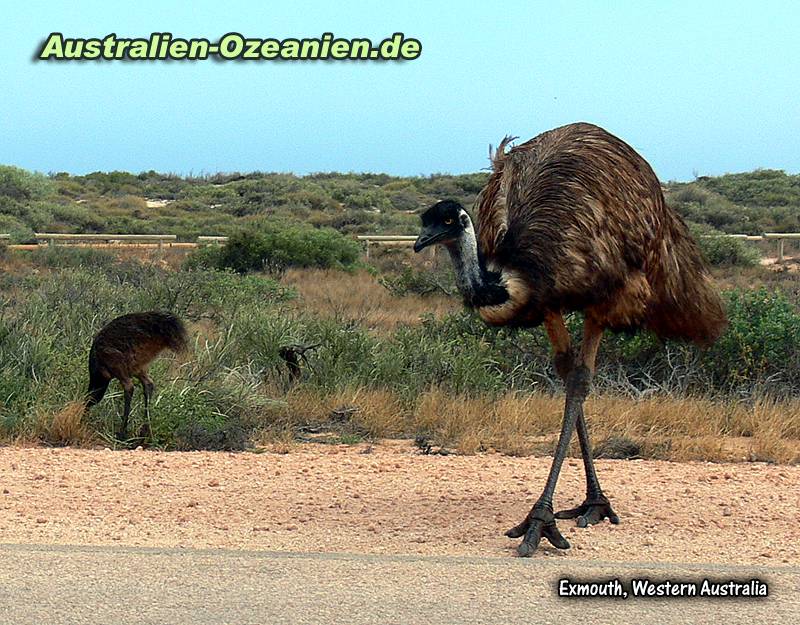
[507,503,570,556]
[505,518,529,539]
[555,495,619,528]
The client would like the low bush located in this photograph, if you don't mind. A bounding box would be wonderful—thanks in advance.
[379,265,456,297]
[27,246,117,269]
[191,222,361,274]
[696,235,760,267]
[705,288,800,392]
[0,165,54,202]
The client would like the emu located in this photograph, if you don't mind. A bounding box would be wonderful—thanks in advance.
[413,123,726,556]
[85,311,188,440]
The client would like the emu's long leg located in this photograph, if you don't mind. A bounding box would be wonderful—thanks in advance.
[118,379,134,441]
[544,316,617,526]
[507,317,604,557]
[575,413,600,494]
[138,372,155,440]
[139,373,154,421]
[545,315,608,510]
[554,408,620,527]
[505,313,575,540]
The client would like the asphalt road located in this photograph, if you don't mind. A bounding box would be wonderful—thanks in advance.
[0,544,797,625]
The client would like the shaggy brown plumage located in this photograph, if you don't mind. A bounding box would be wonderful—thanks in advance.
[85,311,188,440]
[414,122,726,557]
[476,122,726,342]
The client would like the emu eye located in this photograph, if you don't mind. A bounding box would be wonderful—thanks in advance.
[444,218,454,225]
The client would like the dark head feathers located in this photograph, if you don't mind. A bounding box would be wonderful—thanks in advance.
[420,200,465,226]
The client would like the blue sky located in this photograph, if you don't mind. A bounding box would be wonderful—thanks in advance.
[2,1,798,180]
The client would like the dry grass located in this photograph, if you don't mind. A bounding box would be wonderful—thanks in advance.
[29,401,95,447]
[95,246,190,270]
[583,394,800,462]
[5,247,799,464]
[257,384,408,439]
[282,268,457,332]
[255,385,800,464]
[251,425,297,454]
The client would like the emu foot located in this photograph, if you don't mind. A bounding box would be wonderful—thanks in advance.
[114,429,146,448]
[115,429,130,443]
[505,503,570,556]
[137,422,152,441]
[555,494,619,528]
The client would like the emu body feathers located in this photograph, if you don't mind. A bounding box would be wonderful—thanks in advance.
[475,122,726,343]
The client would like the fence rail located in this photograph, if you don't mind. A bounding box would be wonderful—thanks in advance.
[701,234,763,241]
[34,233,178,249]
[197,236,229,245]
[356,235,420,258]
[0,231,796,261]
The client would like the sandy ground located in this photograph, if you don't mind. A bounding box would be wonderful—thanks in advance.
[1,442,798,565]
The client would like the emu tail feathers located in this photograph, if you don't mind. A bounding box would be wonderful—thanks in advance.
[646,220,727,347]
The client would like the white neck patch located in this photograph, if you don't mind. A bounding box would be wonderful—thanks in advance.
[448,209,482,296]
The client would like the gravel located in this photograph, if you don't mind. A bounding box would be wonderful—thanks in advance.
[1,442,798,565]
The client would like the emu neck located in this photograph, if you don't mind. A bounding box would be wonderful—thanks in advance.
[445,223,509,308]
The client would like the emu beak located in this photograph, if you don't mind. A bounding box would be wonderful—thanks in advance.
[414,227,442,253]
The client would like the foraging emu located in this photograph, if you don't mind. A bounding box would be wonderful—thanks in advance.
[85,311,188,440]
[414,123,726,556]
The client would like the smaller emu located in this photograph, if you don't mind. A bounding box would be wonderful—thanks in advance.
[85,311,188,440]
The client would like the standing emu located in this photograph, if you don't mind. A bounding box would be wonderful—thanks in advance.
[85,311,188,440]
[414,123,726,556]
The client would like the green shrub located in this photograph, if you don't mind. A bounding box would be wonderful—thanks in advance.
[27,246,117,269]
[0,214,34,243]
[149,383,249,451]
[696,235,760,266]
[701,169,800,208]
[0,165,54,202]
[183,244,223,270]
[379,265,456,297]
[212,223,360,273]
[704,288,800,391]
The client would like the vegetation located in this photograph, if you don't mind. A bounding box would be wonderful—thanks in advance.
[693,229,760,267]
[2,164,799,251]
[186,221,361,274]
[0,166,489,242]
[666,169,800,235]
[0,246,798,462]
[1,163,800,462]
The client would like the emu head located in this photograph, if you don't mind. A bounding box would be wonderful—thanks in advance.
[413,200,471,253]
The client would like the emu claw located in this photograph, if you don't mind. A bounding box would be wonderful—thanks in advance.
[506,503,570,556]
[505,519,529,539]
[555,495,619,528]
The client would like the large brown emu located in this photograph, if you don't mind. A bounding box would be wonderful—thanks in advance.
[414,123,726,556]
[85,311,188,440]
